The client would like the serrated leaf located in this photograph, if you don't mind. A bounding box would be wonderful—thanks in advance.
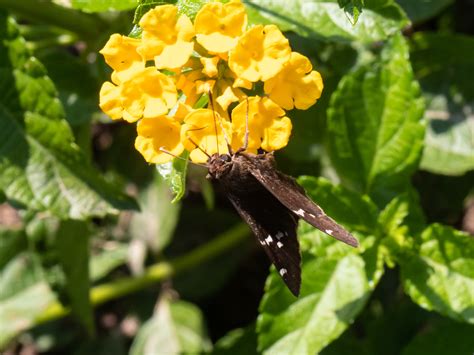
[245,0,408,43]
[378,194,410,236]
[55,220,94,334]
[212,324,258,355]
[411,33,474,175]
[400,224,474,323]
[156,151,189,203]
[130,298,212,355]
[402,320,474,355]
[327,34,425,205]
[0,13,137,219]
[71,0,138,12]
[396,0,453,23]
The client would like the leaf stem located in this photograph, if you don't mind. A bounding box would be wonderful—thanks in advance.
[34,223,250,325]
[0,0,106,39]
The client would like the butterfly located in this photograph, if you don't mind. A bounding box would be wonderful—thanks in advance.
[169,98,359,296]
[206,150,358,296]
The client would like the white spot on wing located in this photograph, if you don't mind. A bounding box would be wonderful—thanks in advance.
[265,235,273,244]
[309,213,316,218]
[279,268,287,276]
[276,232,284,239]
[277,241,284,248]
[260,240,266,245]
[294,208,305,217]
[325,229,333,236]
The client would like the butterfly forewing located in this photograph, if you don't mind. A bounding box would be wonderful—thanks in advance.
[242,153,359,248]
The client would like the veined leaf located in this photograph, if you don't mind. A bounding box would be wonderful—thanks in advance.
[156,151,189,203]
[0,13,137,219]
[401,224,474,323]
[245,0,408,43]
[327,34,425,205]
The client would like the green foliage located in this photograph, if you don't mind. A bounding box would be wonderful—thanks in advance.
[0,0,473,354]
[129,297,212,354]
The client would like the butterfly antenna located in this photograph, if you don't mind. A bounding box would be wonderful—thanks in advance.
[187,135,212,159]
[208,90,233,155]
[237,97,249,153]
[158,147,208,168]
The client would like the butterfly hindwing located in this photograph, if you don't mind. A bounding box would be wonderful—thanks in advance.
[225,188,301,296]
[242,153,359,248]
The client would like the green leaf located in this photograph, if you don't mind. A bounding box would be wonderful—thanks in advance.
[89,243,128,282]
[0,13,137,219]
[129,173,180,254]
[212,324,258,355]
[338,0,364,25]
[130,298,212,355]
[245,0,408,43]
[0,282,57,349]
[396,0,453,23]
[257,177,383,354]
[258,252,371,355]
[402,320,474,355]
[327,34,425,205]
[0,252,57,348]
[377,194,410,236]
[71,0,138,12]
[156,151,190,203]
[55,220,94,334]
[411,33,474,175]
[400,224,474,323]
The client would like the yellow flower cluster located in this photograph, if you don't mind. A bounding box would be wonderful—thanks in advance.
[99,1,323,164]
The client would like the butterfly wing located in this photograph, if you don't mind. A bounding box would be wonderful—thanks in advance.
[225,188,301,296]
[244,153,359,248]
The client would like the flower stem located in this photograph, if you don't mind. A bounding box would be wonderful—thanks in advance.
[34,223,250,325]
[0,0,106,39]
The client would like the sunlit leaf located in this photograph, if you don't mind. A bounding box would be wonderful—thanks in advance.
[327,34,425,205]
[401,224,474,323]
[0,13,138,219]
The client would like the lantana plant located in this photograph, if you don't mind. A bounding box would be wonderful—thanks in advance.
[99,0,323,165]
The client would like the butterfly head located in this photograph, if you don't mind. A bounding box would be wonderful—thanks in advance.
[207,153,233,179]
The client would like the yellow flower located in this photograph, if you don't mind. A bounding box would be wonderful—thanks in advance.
[138,4,195,69]
[181,109,232,163]
[99,81,123,120]
[231,96,292,152]
[120,67,177,123]
[99,34,144,82]
[229,25,291,82]
[195,1,247,53]
[264,52,323,110]
[135,116,184,164]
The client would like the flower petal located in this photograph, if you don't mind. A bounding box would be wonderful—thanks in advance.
[229,25,291,82]
[135,116,184,164]
[195,1,247,53]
